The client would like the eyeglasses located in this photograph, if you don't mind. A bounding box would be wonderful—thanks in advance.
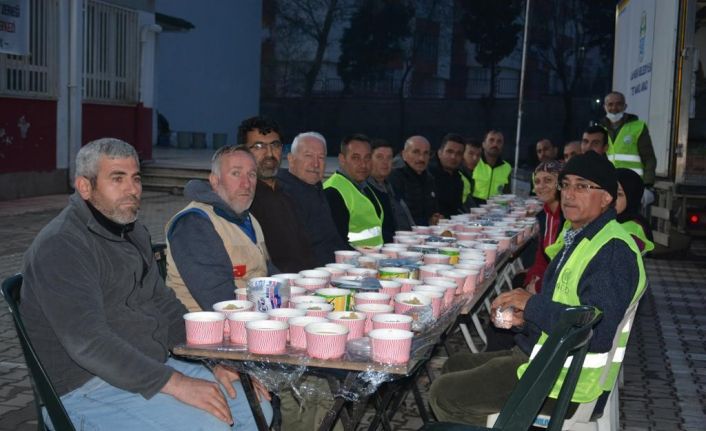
[557,182,604,193]
[248,141,283,152]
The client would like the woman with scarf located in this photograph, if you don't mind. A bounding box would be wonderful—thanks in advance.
[616,168,655,255]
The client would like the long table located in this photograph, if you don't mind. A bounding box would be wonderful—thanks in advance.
[171,238,534,430]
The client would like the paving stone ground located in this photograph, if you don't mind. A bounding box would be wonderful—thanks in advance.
[0,190,704,430]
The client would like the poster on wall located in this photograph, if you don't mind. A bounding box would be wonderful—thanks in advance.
[0,0,29,55]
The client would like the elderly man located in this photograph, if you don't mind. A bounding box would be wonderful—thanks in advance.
[430,133,467,217]
[324,133,386,247]
[388,135,441,226]
[563,140,581,161]
[536,138,558,163]
[21,138,271,430]
[599,91,657,186]
[430,151,646,426]
[238,116,316,273]
[472,130,512,203]
[166,146,270,310]
[580,125,609,155]
[277,132,349,265]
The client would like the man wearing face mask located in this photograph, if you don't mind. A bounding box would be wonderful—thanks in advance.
[598,91,657,192]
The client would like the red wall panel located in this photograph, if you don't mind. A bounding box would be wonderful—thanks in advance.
[82,103,152,161]
[0,97,57,174]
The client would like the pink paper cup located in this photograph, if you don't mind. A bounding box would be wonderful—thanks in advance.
[328,311,367,341]
[335,250,361,264]
[184,312,225,345]
[289,286,307,298]
[354,303,394,334]
[411,287,444,318]
[234,287,249,301]
[369,329,414,364]
[354,291,391,306]
[267,307,306,323]
[213,300,255,338]
[227,311,268,345]
[245,319,288,355]
[437,270,467,294]
[295,302,335,318]
[394,278,423,293]
[378,280,402,303]
[271,273,301,288]
[423,253,451,265]
[288,316,327,350]
[372,313,413,331]
[305,322,349,359]
[299,269,332,283]
[394,292,432,317]
[347,268,378,278]
[294,277,329,292]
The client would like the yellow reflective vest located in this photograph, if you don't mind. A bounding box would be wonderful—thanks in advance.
[605,120,646,178]
[471,158,512,200]
[324,172,384,247]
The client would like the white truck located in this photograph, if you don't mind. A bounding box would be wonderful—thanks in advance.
[614,0,706,249]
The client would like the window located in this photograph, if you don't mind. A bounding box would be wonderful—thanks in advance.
[83,0,138,104]
[0,0,59,98]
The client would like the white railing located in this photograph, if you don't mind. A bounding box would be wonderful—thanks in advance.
[0,0,59,98]
[82,0,138,104]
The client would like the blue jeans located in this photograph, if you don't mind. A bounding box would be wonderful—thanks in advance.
[46,358,272,431]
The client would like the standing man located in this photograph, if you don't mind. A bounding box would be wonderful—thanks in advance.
[536,138,558,163]
[278,132,349,266]
[430,133,467,217]
[472,130,512,203]
[430,151,646,425]
[324,134,386,247]
[21,138,271,430]
[599,91,657,186]
[166,146,269,310]
[388,135,441,226]
[238,116,316,273]
[367,138,414,234]
[580,126,609,155]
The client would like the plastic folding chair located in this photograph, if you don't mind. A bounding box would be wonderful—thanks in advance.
[420,305,602,431]
[1,274,76,431]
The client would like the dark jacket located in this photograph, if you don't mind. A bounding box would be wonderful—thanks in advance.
[277,169,349,266]
[429,164,464,218]
[518,208,641,355]
[388,162,439,226]
[21,194,187,398]
[168,180,275,310]
[250,179,317,272]
[366,177,414,232]
[598,113,657,185]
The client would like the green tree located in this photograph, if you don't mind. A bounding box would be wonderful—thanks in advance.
[531,0,614,141]
[338,0,414,93]
[461,1,523,102]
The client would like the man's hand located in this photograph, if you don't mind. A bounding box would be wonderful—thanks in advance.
[492,288,533,326]
[213,365,271,401]
[161,371,233,425]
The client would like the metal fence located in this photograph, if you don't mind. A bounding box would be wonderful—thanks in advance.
[82,0,139,104]
[0,0,59,99]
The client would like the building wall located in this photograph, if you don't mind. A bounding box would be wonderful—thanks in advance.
[82,103,153,160]
[155,0,262,147]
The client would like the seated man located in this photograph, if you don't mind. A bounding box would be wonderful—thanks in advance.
[367,138,414,233]
[430,151,646,426]
[166,146,270,311]
[239,116,317,272]
[580,125,609,155]
[472,130,512,203]
[20,138,271,430]
[388,135,442,226]
[278,131,350,266]
[324,133,386,247]
[429,133,467,217]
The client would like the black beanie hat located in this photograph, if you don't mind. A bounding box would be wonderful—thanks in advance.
[558,150,617,202]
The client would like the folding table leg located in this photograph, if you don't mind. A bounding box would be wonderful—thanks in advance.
[239,373,271,431]
[471,313,488,346]
[459,322,480,353]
